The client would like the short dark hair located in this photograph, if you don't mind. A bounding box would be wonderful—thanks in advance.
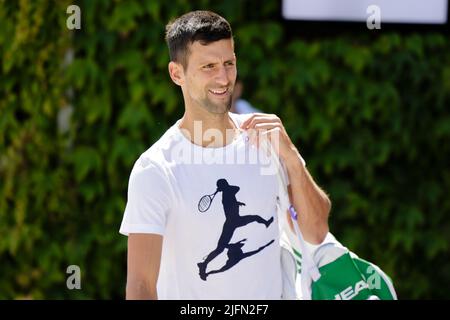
[165,11,233,68]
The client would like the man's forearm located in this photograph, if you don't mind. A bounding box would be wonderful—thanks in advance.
[126,280,158,300]
[284,149,331,244]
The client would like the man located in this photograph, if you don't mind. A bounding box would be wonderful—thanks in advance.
[119,10,331,300]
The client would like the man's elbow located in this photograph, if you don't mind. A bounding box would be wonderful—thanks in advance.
[323,195,331,220]
[317,196,331,242]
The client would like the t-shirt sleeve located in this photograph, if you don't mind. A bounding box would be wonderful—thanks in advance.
[119,159,172,236]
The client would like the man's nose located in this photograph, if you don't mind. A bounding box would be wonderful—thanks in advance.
[215,66,230,86]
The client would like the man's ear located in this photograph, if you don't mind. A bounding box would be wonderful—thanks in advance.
[168,61,184,86]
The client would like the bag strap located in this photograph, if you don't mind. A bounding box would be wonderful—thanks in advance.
[261,137,321,299]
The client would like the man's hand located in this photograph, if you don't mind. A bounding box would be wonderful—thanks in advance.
[240,113,299,163]
[241,113,330,244]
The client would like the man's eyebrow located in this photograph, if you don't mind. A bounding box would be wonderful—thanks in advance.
[199,57,236,65]
[199,61,217,66]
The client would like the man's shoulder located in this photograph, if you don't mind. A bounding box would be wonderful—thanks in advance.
[130,123,180,175]
[148,124,180,155]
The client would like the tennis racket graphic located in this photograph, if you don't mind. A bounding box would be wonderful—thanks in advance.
[198,190,218,212]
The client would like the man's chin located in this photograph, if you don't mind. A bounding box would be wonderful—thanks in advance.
[213,105,232,114]
[202,99,232,114]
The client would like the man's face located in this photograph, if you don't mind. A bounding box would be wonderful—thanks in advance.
[179,39,237,114]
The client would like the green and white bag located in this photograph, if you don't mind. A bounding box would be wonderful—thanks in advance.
[264,140,397,300]
[280,228,398,300]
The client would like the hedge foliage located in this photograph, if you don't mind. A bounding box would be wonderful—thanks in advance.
[1,0,449,299]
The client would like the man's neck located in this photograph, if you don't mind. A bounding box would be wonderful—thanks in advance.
[178,108,238,148]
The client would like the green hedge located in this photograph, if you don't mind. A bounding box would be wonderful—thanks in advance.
[1,0,449,299]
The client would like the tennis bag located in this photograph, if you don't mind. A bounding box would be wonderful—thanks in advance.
[279,206,398,300]
[312,238,397,300]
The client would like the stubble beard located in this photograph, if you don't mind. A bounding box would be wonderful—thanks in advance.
[200,90,233,115]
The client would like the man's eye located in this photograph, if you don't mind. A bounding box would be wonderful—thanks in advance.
[203,64,215,69]
[225,61,235,66]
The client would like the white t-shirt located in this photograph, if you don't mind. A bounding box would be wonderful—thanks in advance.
[120,112,286,299]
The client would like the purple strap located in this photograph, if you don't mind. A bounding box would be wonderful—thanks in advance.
[289,204,298,220]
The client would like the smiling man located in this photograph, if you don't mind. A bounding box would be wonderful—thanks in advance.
[119,10,331,300]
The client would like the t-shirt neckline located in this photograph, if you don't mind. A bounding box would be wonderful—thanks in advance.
[173,112,247,152]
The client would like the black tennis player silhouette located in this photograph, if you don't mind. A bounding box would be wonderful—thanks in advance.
[197,178,274,281]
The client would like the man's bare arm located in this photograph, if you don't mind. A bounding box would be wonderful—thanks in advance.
[239,113,331,244]
[285,152,331,244]
[126,233,163,300]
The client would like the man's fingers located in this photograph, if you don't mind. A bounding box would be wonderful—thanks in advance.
[245,117,281,130]
[254,123,282,130]
[240,113,268,128]
[240,113,280,129]
[248,124,284,147]
[249,127,283,155]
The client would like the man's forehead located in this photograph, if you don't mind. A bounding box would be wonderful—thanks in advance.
[189,39,235,62]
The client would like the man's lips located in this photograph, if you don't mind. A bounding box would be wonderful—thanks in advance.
[208,88,229,96]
